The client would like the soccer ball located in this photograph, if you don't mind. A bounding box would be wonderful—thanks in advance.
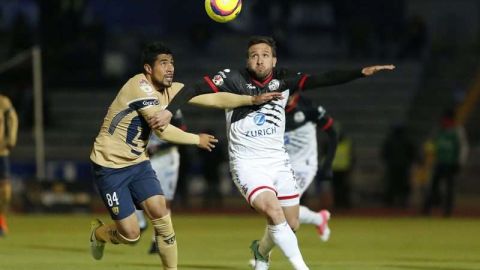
[205,0,242,23]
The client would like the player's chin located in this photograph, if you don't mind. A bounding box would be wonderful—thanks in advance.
[256,71,269,80]
[163,80,173,87]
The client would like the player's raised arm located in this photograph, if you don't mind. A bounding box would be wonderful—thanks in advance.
[189,92,282,109]
[152,124,218,152]
[285,65,396,94]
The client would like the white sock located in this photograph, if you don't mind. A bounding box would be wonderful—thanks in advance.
[299,205,323,226]
[258,226,275,257]
[269,222,309,270]
[135,210,147,230]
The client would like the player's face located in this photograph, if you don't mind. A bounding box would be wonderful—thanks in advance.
[147,54,174,89]
[247,43,277,80]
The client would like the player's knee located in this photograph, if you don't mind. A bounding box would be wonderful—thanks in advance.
[117,231,140,245]
[288,219,300,231]
[263,203,284,221]
[118,226,141,242]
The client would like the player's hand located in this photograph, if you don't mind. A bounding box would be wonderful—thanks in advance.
[197,133,218,152]
[252,92,283,105]
[361,65,395,76]
[148,110,173,130]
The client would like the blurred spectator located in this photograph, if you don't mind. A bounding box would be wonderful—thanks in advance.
[397,15,427,59]
[197,133,225,209]
[411,138,435,207]
[422,109,469,217]
[381,124,416,208]
[331,128,353,209]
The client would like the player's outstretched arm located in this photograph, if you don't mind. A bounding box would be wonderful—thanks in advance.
[189,92,283,109]
[148,92,283,129]
[361,65,395,76]
[294,64,396,91]
[153,124,218,151]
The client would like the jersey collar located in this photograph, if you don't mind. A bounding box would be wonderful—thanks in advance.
[250,71,273,88]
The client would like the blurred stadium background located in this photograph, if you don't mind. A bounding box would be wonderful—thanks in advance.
[0,0,479,221]
[1,1,480,269]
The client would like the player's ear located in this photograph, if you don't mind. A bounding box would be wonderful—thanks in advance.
[144,64,152,74]
[273,57,277,68]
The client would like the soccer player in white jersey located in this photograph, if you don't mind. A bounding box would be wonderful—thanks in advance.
[148,36,394,270]
[284,94,339,242]
[89,42,283,270]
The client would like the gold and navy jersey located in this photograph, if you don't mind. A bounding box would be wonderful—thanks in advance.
[90,74,183,168]
[0,95,18,156]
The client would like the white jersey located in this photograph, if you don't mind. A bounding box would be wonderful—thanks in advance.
[284,122,318,165]
[201,68,307,206]
[226,90,290,162]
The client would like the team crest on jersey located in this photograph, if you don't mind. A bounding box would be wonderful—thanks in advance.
[268,79,280,91]
[111,206,120,215]
[212,75,224,86]
[253,113,266,126]
[139,79,154,94]
[294,111,305,123]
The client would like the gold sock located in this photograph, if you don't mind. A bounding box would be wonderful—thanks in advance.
[152,214,177,270]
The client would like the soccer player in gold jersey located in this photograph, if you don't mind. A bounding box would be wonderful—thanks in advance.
[0,94,18,236]
[89,42,281,270]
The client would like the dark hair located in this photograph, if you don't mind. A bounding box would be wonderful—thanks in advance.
[141,42,173,67]
[247,36,277,57]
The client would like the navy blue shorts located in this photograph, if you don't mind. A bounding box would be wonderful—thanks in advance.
[0,156,10,179]
[91,160,163,220]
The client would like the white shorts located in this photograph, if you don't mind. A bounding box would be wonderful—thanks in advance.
[230,158,300,207]
[150,147,180,201]
[291,154,318,196]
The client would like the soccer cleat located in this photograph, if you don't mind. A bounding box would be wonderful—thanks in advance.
[90,218,106,260]
[316,210,331,242]
[250,240,270,270]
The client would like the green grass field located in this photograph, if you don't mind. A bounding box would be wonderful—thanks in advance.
[1,214,479,270]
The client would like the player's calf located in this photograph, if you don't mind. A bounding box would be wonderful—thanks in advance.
[152,214,177,270]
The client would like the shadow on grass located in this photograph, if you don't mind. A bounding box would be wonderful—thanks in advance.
[125,262,243,269]
[384,264,476,270]
[24,244,121,255]
[393,257,480,263]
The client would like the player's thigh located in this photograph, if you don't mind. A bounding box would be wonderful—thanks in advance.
[130,161,168,219]
[91,164,138,220]
[140,195,169,219]
[114,211,141,238]
[251,191,285,224]
[230,160,277,206]
[274,165,300,207]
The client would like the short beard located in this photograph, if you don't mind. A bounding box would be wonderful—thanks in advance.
[152,79,171,92]
[248,67,268,81]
